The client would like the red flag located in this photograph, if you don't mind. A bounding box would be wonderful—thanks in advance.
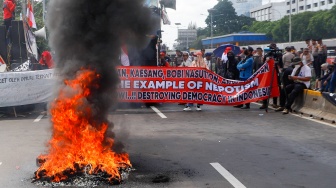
[0,55,5,65]
[27,0,37,29]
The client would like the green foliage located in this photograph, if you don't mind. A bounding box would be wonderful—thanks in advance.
[33,1,49,52]
[245,5,336,42]
[203,0,254,36]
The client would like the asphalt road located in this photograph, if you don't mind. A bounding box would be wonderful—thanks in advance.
[1,103,336,188]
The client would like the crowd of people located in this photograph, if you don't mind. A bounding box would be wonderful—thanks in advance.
[161,38,335,113]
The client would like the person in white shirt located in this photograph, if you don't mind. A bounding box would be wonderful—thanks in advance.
[179,52,192,67]
[283,57,312,114]
[300,48,314,67]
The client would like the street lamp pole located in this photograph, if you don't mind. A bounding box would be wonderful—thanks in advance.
[208,8,216,49]
[289,1,292,43]
[210,12,213,49]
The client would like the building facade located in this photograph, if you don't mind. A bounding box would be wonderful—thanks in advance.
[177,29,197,50]
[201,32,271,49]
[231,0,263,16]
[250,2,287,21]
[285,0,336,15]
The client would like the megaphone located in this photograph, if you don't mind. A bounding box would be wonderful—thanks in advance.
[34,26,47,40]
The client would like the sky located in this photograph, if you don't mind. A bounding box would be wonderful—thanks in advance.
[161,0,218,49]
[161,0,285,49]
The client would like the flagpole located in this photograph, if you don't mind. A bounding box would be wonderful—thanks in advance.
[157,1,162,66]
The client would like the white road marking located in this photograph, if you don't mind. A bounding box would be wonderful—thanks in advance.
[34,115,44,122]
[253,102,336,128]
[150,106,167,119]
[210,162,246,188]
[291,114,336,128]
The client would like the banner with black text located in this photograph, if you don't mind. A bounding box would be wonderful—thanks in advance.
[118,59,279,105]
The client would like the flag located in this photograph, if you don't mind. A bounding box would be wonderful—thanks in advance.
[120,45,130,66]
[27,0,37,29]
[0,55,5,65]
[161,7,171,25]
[160,0,176,10]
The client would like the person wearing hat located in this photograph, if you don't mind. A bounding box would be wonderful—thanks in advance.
[234,46,254,109]
[283,57,312,114]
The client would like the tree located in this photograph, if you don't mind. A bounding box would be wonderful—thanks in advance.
[205,0,237,36]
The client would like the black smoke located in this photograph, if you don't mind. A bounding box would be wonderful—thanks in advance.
[47,0,157,151]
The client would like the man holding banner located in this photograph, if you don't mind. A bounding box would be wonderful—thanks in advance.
[234,47,254,109]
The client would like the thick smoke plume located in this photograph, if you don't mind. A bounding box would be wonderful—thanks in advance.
[47,0,156,149]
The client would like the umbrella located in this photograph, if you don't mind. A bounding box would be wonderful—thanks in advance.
[213,44,241,58]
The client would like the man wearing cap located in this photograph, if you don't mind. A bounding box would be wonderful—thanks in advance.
[234,46,254,109]
[283,57,312,114]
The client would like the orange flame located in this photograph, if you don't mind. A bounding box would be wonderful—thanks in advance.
[35,69,131,183]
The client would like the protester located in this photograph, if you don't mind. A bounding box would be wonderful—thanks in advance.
[283,57,312,114]
[159,52,170,67]
[315,63,334,92]
[311,39,321,78]
[174,50,183,67]
[39,51,54,69]
[300,48,314,67]
[274,65,294,112]
[273,46,295,112]
[253,47,263,73]
[201,48,205,57]
[183,51,208,111]
[179,52,192,67]
[204,52,212,71]
[261,43,282,109]
[282,46,295,69]
[317,38,327,77]
[305,38,311,52]
[223,50,239,80]
[329,58,336,93]
[234,46,254,109]
[2,0,16,31]
[221,47,232,65]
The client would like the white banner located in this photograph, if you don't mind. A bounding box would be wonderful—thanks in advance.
[0,69,56,107]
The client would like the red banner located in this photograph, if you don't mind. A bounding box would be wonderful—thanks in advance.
[117,59,279,105]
